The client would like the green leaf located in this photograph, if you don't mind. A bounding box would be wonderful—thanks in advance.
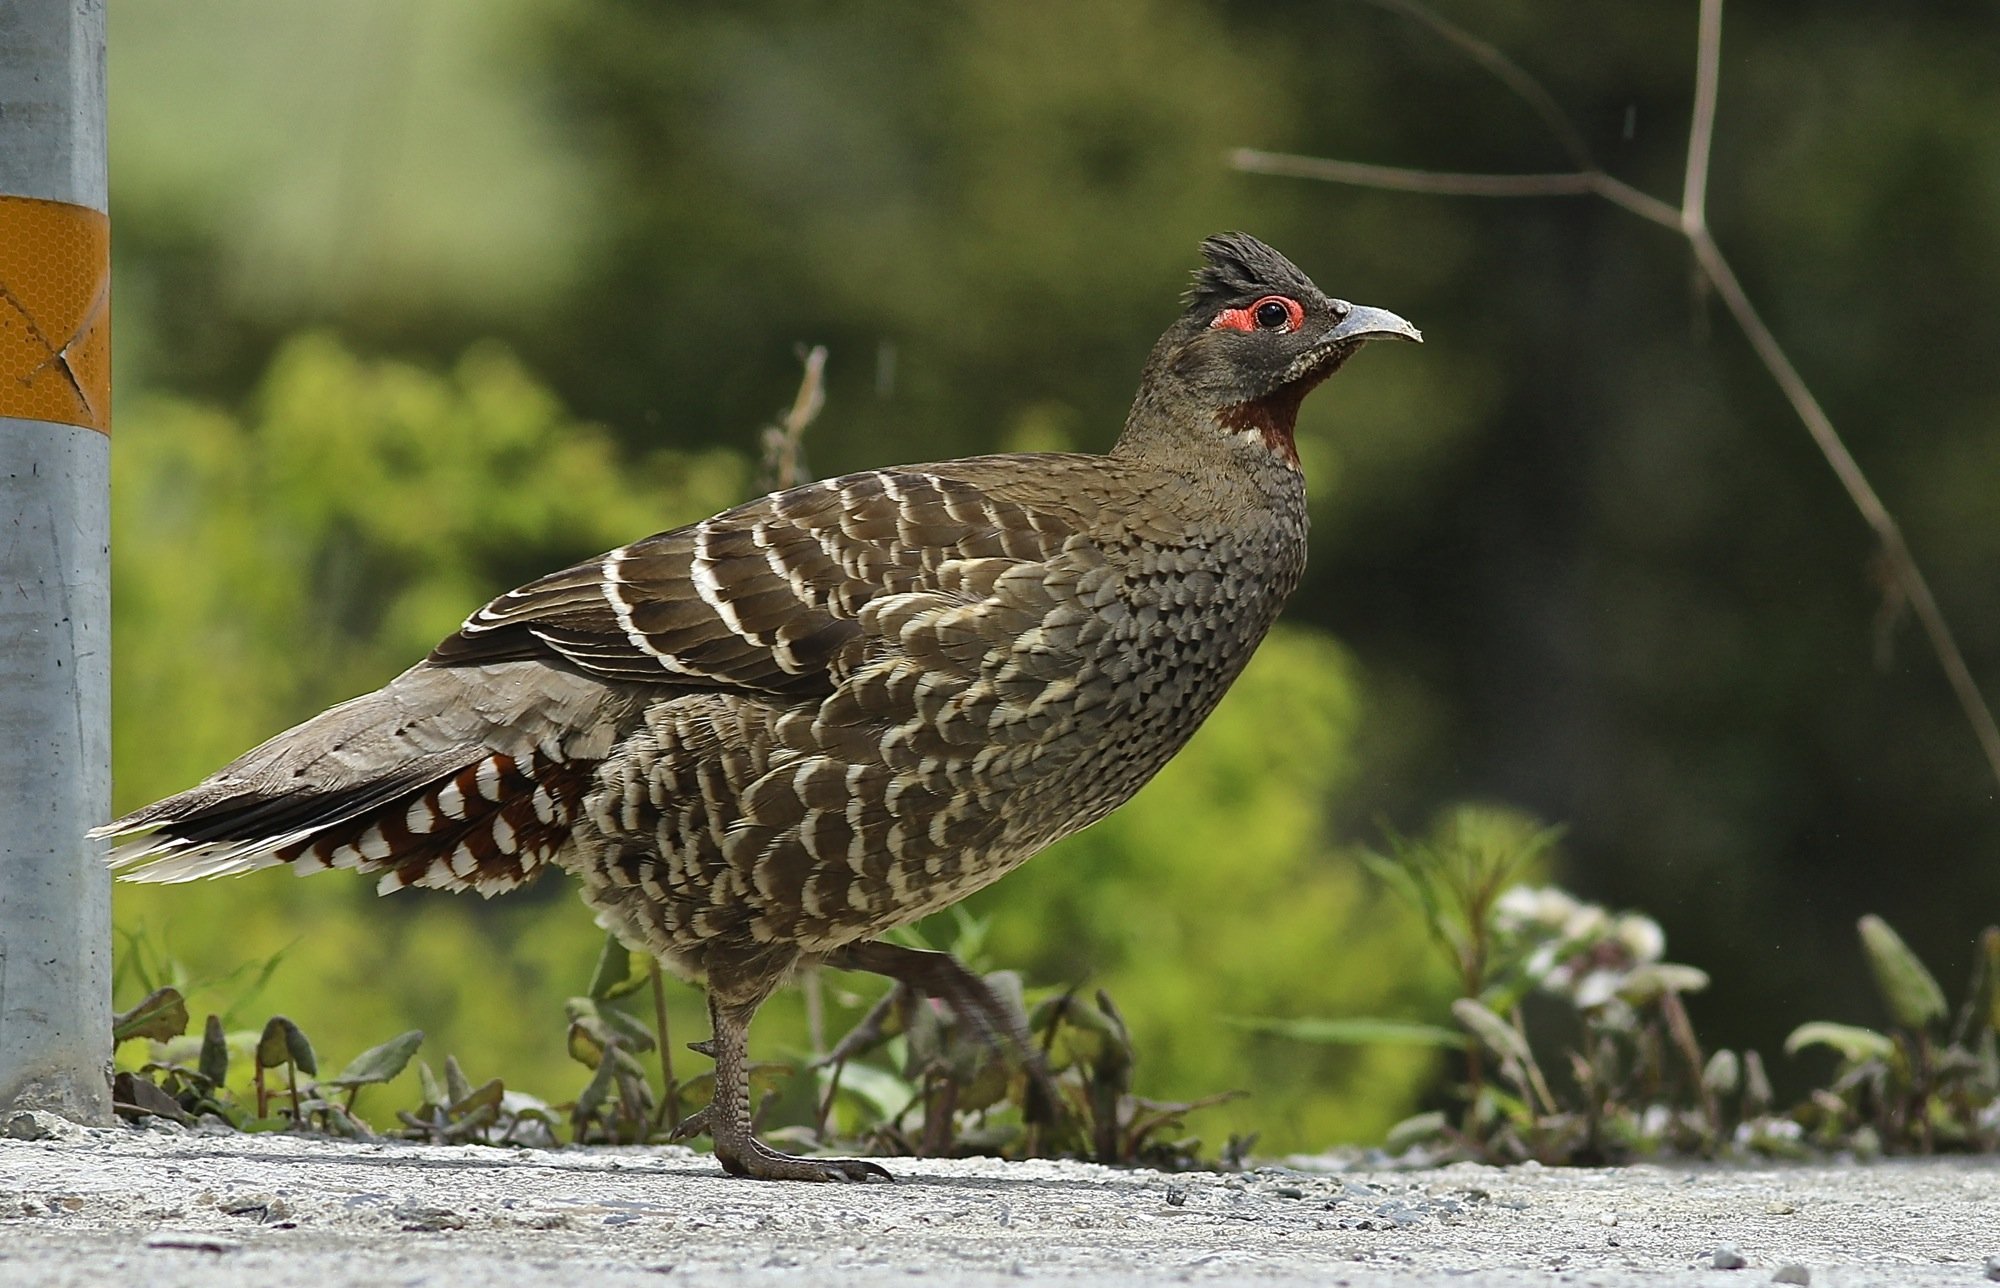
[818,1061,915,1124]
[1742,1049,1773,1114]
[586,933,650,1002]
[1963,926,2000,1040]
[1858,915,1947,1030]
[197,1014,230,1088]
[594,1004,658,1054]
[574,1049,619,1119]
[586,932,630,999]
[237,1115,295,1134]
[565,997,658,1064]
[1384,1110,1449,1152]
[1620,962,1711,999]
[444,1055,473,1105]
[256,1015,315,1072]
[111,1072,192,1123]
[566,1019,606,1070]
[1228,1016,1465,1047]
[113,986,189,1045]
[321,1030,424,1089]
[1784,1021,1895,1064]
[1356,849,1431,921]
[417,1061,445,1108]
[449,1077,505,1118]
[286,1022,318,1075]
[1451,998,1532,1066]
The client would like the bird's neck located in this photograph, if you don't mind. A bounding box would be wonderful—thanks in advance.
[1112,379,1310,482]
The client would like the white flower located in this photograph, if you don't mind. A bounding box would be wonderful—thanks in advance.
[1496,885,1581,936]
[1615,914,1666,966]
[1572,969,1623,1010]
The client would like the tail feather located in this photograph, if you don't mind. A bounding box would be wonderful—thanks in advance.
[97,750,472,874]
[99,750,593,897]
[93,659,630,896]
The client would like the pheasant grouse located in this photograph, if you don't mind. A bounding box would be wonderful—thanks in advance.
[94,232,1418,1180]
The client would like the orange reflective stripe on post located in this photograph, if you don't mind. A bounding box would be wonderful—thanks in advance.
[0,194,110,433]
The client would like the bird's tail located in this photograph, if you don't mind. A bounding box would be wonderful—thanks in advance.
[91,661,622,896]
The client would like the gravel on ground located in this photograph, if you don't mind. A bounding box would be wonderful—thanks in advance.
[2,1110,1994,1286]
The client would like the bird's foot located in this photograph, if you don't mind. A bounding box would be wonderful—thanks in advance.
[715,1136,893,1183]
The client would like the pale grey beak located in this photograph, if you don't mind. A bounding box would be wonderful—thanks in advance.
[1326,301,1423,345]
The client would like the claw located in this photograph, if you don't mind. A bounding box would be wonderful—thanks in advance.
[669,1106,712,1142]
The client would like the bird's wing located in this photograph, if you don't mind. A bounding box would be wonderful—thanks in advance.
[428,465,1090,696]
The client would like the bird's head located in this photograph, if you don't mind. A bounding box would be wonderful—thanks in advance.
[1125,232,1421,468]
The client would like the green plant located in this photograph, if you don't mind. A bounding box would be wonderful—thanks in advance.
[1241,806,1746,1163]
[1246,803,2000,1163]
[1787,918,1999,1154]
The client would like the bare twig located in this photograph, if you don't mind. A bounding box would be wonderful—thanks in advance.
[1229,149,1683,233]
[760,345,830,492]
[1680,0,1725,235]
[1684,235,2000,783]
[1358,0,1594,170]
[1231,0,2000,790]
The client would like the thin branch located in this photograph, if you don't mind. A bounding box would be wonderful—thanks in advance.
[1231,149,1594,199]
[1231,149,1680,229]
[1231,0,2000,792]
[759,344,830,492]
[1358,0,1596,171]
[1680,0,1725,233]
[1688,232,2000,782]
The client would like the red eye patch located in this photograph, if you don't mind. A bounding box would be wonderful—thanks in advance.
[1210,295,1304,334]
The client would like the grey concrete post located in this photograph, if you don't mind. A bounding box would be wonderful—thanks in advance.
[0,0,113,1122]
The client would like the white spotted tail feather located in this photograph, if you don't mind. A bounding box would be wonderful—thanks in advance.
[90,657,634,897]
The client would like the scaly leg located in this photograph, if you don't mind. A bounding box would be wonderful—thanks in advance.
[823,940,1063,1120]
[697,980,890,1182]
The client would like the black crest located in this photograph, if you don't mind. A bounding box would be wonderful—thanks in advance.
[1186,232,1321,315]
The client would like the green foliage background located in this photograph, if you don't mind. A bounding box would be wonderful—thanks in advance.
[103,0,2000,1145]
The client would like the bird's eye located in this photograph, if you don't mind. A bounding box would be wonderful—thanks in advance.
[1209,295,1304,333]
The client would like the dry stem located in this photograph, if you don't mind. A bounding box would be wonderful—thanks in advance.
[760,345,830,493]
[1233,0,2000,790]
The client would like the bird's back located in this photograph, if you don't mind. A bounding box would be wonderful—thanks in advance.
[95,450,1307,965]
[560,450,1309,973]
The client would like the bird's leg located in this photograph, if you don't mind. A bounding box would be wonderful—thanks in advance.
[814,979,906,1068]
[824,940,1064,1122]
[697,984,891,1183]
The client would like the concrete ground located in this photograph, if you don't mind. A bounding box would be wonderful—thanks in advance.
[2,1110,1995,1286]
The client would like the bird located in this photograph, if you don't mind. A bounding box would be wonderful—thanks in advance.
[92,232,1419,1181]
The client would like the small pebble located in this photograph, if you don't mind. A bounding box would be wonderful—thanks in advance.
[144,1232,239,1253]
[1599,1212,1620,1227]
[1764,1202,1797,1215]
[1272,1186,1304,1200]
[4,1113,55,1142]
[1771,1264,1809,1285]
[1164,1185,1188,1208]
[392,1198,465,1232]
[1983,1254,2000,1282]
[219,1194,289,1220]
[1712,1244,1747,1270]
